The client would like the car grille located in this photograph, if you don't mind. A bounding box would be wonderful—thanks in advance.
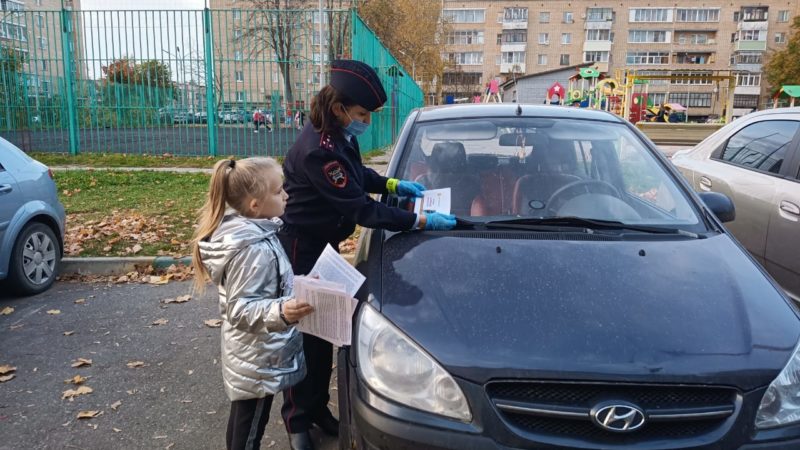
[486,381,738,445]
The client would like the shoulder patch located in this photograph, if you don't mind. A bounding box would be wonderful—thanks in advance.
[323,161,348,188]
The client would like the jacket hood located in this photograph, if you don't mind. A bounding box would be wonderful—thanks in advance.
[198,211,283,285]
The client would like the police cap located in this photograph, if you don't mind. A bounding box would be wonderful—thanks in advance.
[329,60,387,112]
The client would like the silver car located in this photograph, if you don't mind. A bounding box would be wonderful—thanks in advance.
[0,138,66,295]
[672,108,800,302]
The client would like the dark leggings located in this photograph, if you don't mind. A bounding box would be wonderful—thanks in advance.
[226,396,274,450]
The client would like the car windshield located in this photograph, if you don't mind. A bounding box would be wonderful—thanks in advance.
[397,117,702,228]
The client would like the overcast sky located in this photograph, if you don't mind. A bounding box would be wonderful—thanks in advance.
[80,0,205,10]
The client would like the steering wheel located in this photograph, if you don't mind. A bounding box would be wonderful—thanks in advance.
[546,179,622,215]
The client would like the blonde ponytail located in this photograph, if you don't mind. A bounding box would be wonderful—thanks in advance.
[191,157,283,292]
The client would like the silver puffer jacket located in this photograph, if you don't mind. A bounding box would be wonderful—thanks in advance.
[198,211,305,401]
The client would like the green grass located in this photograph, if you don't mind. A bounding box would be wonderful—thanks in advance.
[56,170,210,257]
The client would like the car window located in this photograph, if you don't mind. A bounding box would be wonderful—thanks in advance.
[398,117,702,228]
[715,120,800,174]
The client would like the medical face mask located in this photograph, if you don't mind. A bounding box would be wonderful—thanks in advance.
[342,107,369,137]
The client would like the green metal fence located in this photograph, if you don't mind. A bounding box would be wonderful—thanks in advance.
[0,7,421,156]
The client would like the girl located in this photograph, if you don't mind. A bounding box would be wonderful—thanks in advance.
[192,157,314,450]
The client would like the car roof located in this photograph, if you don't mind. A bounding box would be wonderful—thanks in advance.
[415,103,627,123]
[737,106,800,120]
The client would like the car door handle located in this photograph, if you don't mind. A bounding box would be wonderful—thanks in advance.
[699,176,712,191]
[780,201,800,216]
[0,184,12,195]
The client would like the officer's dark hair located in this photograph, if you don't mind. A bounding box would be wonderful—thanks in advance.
[310,85,357,135]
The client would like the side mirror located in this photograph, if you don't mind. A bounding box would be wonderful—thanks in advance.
[698,192,735,223]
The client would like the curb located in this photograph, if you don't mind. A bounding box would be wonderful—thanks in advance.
[61,254,355,276]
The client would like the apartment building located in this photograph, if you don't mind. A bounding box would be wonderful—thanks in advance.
[442,1,800,118]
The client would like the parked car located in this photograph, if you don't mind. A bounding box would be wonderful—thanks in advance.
[172,110,193,124]
[338,104,800,449]
[219,110,244,124]
[0,137,65,295]
[672,107,800,302]
[194,111,208,124]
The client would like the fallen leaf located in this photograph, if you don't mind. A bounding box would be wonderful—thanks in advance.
[116,275,130,283]
[0,306,13,315]
[165,444,175,450]
[206,411,216,415]
[0,365,16,375]
[152,318,169,326]
[0,374,15,382]
[204,319,222,328]
[47,309,61,315]
[267,441,276,448]
[126,361,145,368]
[76,410,102,419]
[63,385,93,400]
[74,298,86,304]
[62,421,71,427]
[64,375,88,385]
[180,399,192,403]
[111,400,122,410]
[162,295,191,304]
[187,370,193,375]
[63,331,75,336]
[113,427,122,433]
[131,244,143,254]
[154,435,168,439]
[148,275,172,285]
[71,358,93,368]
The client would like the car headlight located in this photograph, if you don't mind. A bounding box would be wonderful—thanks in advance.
[756,341,800,429]
[356,304,472,422]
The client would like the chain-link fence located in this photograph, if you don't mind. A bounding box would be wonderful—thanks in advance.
[0,6,422,156]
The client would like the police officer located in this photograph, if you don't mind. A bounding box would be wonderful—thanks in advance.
[278,60,455,450]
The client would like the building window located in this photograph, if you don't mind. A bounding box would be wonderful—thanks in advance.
[736,73,761,86]
[626,51,669,65]
[563,12,573,24]
[503,7,528,22]
[38,37,47,50]
[560,54,570,66]
[537,54,547,65]
[36,14,44,28]
[636,71,668,86]
[586,7,613,22]
[232,9,242,20]
[583,51,609,62]
[733,52,763,65]
[501,51,525,65]
[775,33,787,44]
[234,50,243,61]
[235,70,244,82]
[671,71,712,85]
[628,30,669,43]
[443,72,482,86]
[497,33,502,44]
[673,53,712,64]
[447,30,485,45]
[538,33,549,44]
[272,72,279,82]
[777,10,790,22]
[739,30,765,41]
[732,95,760,109]
[669,92,712,107]
[443,9,486,24]
[445,52,484,65]
[648,93,666,105]
[501,30,527,43]
[236,91,246,102]
[733,12,740,22]
[40,60,47,72]
[36,0,43,5]
[539,12,550,23]
[234,29,243,40]
[561,33,571,44]
[586,29,612,41]
[740,7,768,22]
[294,82,303,91]
[676,8,720,23]
[630,8,672,23]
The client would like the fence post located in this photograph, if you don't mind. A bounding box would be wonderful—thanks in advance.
[203,7,217,157]
[60,7,80,155]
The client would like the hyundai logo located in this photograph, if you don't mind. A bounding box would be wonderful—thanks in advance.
[591,401,646,432]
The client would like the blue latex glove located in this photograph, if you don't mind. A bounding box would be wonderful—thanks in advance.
[424,213,456,231]
[397,180,426,198]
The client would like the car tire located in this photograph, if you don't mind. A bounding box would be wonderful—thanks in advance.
[7,222,61,296]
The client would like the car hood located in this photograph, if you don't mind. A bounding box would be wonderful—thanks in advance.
[379,232,800,391]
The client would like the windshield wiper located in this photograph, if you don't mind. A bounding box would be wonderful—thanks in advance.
[459,216,702,239]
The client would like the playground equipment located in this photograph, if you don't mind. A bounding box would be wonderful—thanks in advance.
[772,85,800,108]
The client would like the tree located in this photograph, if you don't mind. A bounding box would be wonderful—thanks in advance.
[359,0,449,104]
[764,15,800,92]
[241,0,308,107]
[134,60,174,89]
[324,0,351,62]
[101,57,135,85]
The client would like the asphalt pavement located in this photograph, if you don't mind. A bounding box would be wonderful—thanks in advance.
[0,281,339,450]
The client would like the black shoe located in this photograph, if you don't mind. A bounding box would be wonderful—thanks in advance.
[312,414,339,437]
[288,431,314,450]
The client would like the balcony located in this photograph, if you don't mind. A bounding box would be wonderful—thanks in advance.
[583,41,612,52]
[502,21,528,30]
[500,62,525,74]
[734,86,761,96]
[738,20,769,31]
[734,63,762,72]
[500,43,527,52]
[736,40,767,51]
[584,20,613,30]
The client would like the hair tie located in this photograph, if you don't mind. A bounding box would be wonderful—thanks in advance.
[229,159,236,169]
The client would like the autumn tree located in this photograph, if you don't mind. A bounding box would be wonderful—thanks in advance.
[359,0,449,103]
[764,15,800,92]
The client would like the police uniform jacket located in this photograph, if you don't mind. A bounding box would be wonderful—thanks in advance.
[282,124,416,244]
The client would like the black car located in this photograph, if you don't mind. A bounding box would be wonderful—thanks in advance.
[337,104,800,449]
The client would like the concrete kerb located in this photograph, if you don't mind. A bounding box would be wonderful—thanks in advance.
[61,254,355,276]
